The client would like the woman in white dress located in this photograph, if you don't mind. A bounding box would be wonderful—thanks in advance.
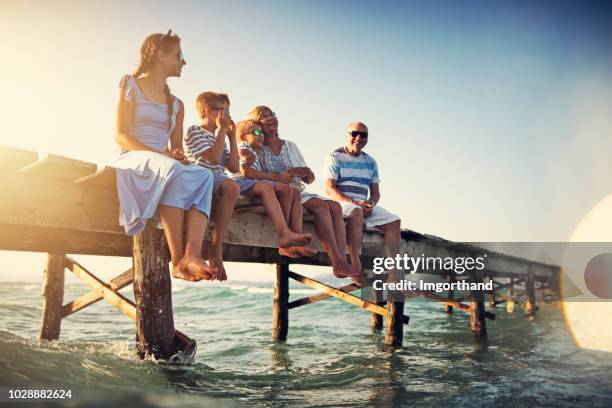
[115,31,217,282]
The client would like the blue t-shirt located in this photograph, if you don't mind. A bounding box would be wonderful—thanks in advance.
[324,147,380,201]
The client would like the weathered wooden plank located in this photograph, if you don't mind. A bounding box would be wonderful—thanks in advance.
[0,145,38,171]
[19,153,97,181]
[0,172,121,233]
[418,291,495,320]
[288,283,360,309]
[0,223,131,256]
[74,166,117,189]
[62,268,133,318]
[39,254,65,341]
[64,256,136,320]
[288,271,409,325]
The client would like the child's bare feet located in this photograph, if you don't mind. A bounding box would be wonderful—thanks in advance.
[294,245,317,257]
[278,231,312,248]
[332,261,360,279]
[209,254,228,281]
[176,255,217,281]
[171,264,202,282]
[278,247,302,259]
[278,245,317,258]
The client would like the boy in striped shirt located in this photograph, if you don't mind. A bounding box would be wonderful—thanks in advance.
[324,122,401,282]
[184,93,313,280]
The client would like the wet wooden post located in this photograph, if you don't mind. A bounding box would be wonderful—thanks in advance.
[444,274,454,314]
[370,273,384,331]
[470,271,487,336]
[133,221,176,359]
[385,290,405,347]
[39,254,66,341]
[489,275,496,307]
[525,266,536,318]
[273,263,289,341]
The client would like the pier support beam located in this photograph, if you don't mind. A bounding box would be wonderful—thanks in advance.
[133,221,176,359]
[525,266,536,318]
[39,254,65,341]
[385,291,405,347]
[470,271,487,336]
[444,274,454,314]
[370,277,384,331]
[273,264,289,341]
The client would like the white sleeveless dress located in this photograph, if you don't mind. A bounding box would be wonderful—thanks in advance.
[114,75,214,236]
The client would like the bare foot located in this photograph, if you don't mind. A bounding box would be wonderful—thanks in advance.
[209,255,228,281]
[171,264,202,282]
[332,261,360,279]
[278,231,312,248]
[177,255,217,281]
[293,245,317,257]
[278,247,302,259]
[351,275,364,287]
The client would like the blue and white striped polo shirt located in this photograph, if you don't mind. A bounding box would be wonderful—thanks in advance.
[183,125,229,175]
[324,147,380,201]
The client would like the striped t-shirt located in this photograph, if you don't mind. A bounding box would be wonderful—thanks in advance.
[238,141,263,172]
[323,147,380,201]
[183,125,229,175]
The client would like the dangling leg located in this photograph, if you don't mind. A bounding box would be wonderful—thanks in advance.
[346,206,364,286]
[176,207,218,280]
[159,205,199,282]
[303,198,359,281]
[209,180,240,281]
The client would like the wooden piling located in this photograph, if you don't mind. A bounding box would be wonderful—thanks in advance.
[525,266,536,318]
[273,263,289,341]
[470,271,487,336]
[370,280,384,332]
[132,221,176,359]
[444,274,454,314]
[385,290,405,347]
[39,254,65,341]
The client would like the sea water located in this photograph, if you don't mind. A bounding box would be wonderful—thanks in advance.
[1,280,611,407]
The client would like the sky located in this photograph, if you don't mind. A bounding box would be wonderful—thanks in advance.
[1,0,612,282]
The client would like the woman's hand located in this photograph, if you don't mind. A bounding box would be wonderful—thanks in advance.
[288,167,309,177]
[275,172,293,184]
[164,147,189,164]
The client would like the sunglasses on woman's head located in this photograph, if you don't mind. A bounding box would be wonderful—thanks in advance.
[348,130,368,138]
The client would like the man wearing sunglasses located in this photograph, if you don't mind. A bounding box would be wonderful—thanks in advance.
[324,122,402,282]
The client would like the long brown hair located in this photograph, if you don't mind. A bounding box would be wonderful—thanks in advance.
[134,31,181,129]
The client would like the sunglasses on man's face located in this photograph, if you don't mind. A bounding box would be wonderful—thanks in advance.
[348,130,368,138]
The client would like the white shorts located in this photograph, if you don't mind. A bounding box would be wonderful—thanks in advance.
[300,191,334,205]
[339,202,400,229]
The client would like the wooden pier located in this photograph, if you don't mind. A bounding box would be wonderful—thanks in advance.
[0,145,561,360]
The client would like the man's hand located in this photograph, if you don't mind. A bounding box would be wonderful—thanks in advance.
[164,147,189,164]
[354,199,374,216]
